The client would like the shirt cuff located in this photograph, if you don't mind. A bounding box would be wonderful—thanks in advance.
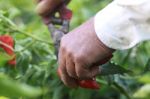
[94,1,139,50]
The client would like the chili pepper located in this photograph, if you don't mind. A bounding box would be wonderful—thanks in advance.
[78,79,100,89]
[0,35,14,55]
[57,68,100,89]
[0,35,16,66]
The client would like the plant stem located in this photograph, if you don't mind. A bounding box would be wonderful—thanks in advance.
[1,14,53,45]
[16,40,36,54]
[0,41,14,51]
[12,27,53,45]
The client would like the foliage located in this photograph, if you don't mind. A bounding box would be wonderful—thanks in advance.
[0,0,150,99]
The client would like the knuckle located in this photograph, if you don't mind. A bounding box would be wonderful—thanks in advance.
[66,67,77,79]
[61,45,66,53]
[67,49,73,58]
[74,54,85,63]
[60,36,68,53]
[68,72,76,78]
[60,42,66,53]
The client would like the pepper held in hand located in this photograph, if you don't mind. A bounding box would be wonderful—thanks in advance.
[57,68,100,89]
[78,79,100,89]
[0,35,16,66]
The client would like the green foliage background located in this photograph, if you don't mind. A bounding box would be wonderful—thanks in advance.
[0,0,150,99]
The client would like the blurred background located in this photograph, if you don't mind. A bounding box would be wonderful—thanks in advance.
[0,0,150,99]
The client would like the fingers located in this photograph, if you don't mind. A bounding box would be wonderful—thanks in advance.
[36,0,62,16]
[59,59,99,88]
[66,56,77,78]
[58,66,78,88]
[74,54,113,79]
[75,62,99,79]
[58,50,113,87]
[58,47,99,87]
[58,48,78,88]
[58,36,113,87]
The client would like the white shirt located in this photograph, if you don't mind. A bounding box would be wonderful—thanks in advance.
[94,0,150,50]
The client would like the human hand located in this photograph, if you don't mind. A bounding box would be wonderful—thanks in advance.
[36,0,70,16]
[58,17,114,88]
[36,0,63,16]
[36,0,71,24]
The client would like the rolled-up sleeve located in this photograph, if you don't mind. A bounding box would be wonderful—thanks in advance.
[94,0,150,50]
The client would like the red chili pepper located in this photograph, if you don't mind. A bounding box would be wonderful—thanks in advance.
[0,35,16,66]
[78,79,100,89]
[57,68,100,89]
[0,35,14,55]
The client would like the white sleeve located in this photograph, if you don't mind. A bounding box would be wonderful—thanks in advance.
[94,0,150,50]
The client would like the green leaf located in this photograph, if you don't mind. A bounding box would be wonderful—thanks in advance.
[138,73,150,84]
[0,52,12,67]
[0,96,9,99]
[112,82,131,99]
[99,62,132,76]
[133,84,150,99]
[144,58,150,73]
[0,74,43,98]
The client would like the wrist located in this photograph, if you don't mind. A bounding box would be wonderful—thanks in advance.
[87,17,115,59]
[89,18,115,55]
